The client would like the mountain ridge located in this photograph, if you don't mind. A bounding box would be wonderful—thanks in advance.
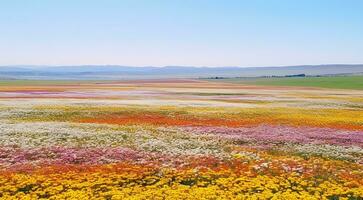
[1,64,362,80]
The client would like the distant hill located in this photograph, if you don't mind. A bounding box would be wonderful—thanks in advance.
[0,64,362,80]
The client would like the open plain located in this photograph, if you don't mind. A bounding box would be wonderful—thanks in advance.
[0,79,362,199]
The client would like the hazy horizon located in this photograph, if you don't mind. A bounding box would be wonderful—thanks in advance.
[1,0,363,67]
[1,63,363,69]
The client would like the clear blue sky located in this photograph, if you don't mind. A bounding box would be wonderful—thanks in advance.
[1,0,362,67]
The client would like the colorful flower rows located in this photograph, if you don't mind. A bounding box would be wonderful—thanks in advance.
[0,80,362,199]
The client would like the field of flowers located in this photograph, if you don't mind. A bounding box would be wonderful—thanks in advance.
[0,79,362,199]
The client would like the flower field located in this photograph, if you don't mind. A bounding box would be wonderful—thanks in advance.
[0,79,362,199]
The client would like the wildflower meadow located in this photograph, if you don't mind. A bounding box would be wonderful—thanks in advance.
[0,79,362,199]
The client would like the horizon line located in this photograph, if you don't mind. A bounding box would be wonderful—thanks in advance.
[1,63,363,69]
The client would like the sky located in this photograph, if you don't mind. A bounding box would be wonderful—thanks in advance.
[0,0,362,67]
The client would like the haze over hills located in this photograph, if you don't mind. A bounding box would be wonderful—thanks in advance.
[0,64,362,80]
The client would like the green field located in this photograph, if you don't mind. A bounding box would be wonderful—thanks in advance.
[2,76,363,90]
[208,76,363,90]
